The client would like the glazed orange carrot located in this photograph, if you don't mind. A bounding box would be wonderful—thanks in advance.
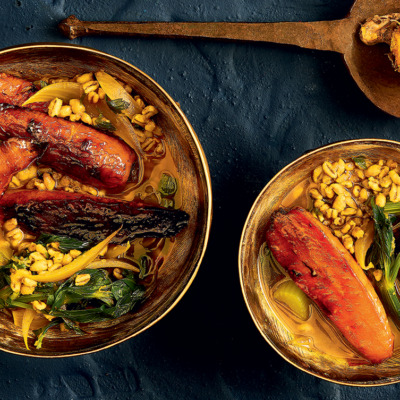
[266,207,394,364]
[0,73,49,111]
[0,138,39,196]
[0,106,136,189]
[0,73,35,106]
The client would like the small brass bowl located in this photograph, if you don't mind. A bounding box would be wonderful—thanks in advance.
[0,43,212,357]
[239,139,400,386]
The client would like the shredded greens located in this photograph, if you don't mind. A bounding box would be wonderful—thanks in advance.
[48,269,145,323]
[0,236,148,349]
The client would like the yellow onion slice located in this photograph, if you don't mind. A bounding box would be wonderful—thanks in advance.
[104,242,131,259]
[83,97,144,156]
[29,229,120,283]
[21,308,37,350]
[22,82,83,106]
[354,221,375,270]
[0,239,12,266]
[12,308,49,330]
[88,259,140,273]
[95,71,142,118]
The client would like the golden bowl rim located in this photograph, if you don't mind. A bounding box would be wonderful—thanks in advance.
[0,42,213,358]
[239,138,400,387]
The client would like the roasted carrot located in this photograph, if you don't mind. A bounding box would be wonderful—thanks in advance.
[266,207,394,364]
[0,73,48,112]
[0,73,35,106]
[0,138,39,196]
[0,105,136,189]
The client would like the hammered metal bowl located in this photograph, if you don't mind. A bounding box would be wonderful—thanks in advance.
[239,139,400,386]
[0,43,212,357]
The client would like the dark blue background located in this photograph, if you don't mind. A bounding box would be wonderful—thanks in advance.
[0,0,398,398]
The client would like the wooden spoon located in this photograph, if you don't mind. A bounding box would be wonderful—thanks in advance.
[59,0,400,117]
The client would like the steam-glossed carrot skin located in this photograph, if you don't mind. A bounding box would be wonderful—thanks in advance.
[266,207,394,364]
[0,138,39,196]
[0,73,47,111]
[0,105,136,190]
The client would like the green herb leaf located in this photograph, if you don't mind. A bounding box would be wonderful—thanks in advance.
[106,96,130,113]
[158,173,177,197]
[94,114,116,131]
[37,234,91,253]
[353,156,367,170]
[106,279,145,319]
[139,256,151,279]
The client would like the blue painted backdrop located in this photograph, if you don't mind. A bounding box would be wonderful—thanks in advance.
[0,0,398,399]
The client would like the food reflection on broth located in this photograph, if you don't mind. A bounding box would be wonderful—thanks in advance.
[260,156,400,364]
[0,71,189,350]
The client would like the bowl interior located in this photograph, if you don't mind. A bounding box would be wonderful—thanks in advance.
[0,44,211,357]
[239,139,400,386]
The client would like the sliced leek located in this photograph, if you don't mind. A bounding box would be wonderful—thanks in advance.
[273,280,311,321]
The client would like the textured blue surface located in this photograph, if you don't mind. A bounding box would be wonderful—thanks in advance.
[0,0,399,399]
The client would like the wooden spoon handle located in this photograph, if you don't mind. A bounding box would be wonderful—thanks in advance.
[59,15,353,54]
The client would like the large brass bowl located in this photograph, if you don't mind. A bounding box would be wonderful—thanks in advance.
[0,43,212,357]
[239,139,400,386]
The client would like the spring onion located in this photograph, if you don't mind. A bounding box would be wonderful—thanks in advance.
[370,199,400,326]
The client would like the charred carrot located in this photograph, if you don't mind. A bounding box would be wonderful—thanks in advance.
[266,207,394,364]
[0,190,189,244]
